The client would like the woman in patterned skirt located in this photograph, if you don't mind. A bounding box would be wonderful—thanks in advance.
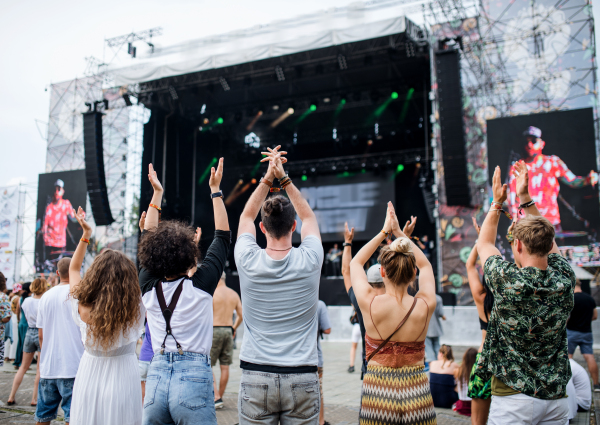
[350,203,437,425]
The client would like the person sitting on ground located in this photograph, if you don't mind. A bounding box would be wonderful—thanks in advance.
[139,161,230,425]
[566,358,592,421]
[566,280,599,391]
[429,344,459,408]
[453,347,478,417]
[68,207,145,425]
[211,271,243,410]
[316,300,331,425]
[351,203,437,424]
[34,257,84,425]
[465,217,498,425]
[474,161,575,424]
[8,278,47,407]
[235,147,323,424]
[341,218,417,379]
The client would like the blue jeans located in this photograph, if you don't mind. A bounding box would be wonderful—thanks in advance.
[425,336,440,362]
[35,378,74,423]
[567,329,594,355]
[238,369,320,425]
[142,352,216,425]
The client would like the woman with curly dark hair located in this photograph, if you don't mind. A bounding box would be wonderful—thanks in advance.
[68,207,145,425]
[139,160,230,425]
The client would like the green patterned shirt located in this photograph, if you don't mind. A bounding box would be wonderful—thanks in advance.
[474,253,575,400]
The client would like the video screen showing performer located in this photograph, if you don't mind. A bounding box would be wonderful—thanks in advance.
[35,170,87,274]
[508,126,598,233]
[487,108,600,257]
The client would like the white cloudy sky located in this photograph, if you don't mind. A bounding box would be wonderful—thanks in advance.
[1,0,599,188]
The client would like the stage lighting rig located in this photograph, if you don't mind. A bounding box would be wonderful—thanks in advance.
[275,66,285,82]
[338,54,348,70]
[219,77,231,91]
[105,27,162,59]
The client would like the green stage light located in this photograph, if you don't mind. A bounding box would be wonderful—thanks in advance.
[217,117,224,124]
[391,92,399,99]
[396,164,405,173]
[310,104,317,111]
[199,157,218,184]
[340,98,346,104]
[301,175,308,181]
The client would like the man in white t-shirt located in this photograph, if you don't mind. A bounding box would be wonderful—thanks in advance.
[235,148,323,424]
[35,257,84,425]
[566,358,592,420]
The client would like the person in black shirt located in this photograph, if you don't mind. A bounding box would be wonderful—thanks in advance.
[341,217,417,379]
[567,280,599,391]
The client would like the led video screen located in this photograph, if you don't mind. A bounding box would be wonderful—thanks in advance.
[35,170,87,275]
[487,108,599,256]
[292,171,395,243]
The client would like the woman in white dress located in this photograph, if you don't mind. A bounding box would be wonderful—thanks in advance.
[68,207,145,425]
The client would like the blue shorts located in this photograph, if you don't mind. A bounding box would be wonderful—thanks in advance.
[567,329,594,355]
[23,328,40,353]
[35,378,74,422]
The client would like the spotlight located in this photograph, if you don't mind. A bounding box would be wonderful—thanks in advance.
[270,108,295,128]
[246,111,263,131]
[219,77,230,91]
[301,175,308,181]
[310,104,317,111]
[397,164,405,173]
[287,108,294,114]
[217,117,224,124]
[323,98,331,103]
[273,105,280,111]
[251,178,257,184]
[275,66,285,82]
[200,104,206,114]
[367,140,373,146]
[203,118,209,125]
[391,92,399,99]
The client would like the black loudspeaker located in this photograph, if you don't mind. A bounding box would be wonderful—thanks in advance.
[436,49,471,206]
[83,111,114,226]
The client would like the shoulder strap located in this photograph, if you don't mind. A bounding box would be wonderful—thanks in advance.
[369,297,383,339]
[367,298,418,363]
[415,298,430,341]
[155,278,186,354]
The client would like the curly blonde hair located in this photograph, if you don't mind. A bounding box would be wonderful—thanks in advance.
[72,249,141,350]
[30,278,48,296]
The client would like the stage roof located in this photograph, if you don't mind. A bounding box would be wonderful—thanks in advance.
[108,0,427,85]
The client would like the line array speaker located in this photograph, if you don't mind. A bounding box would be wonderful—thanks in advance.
[436,49,471,206]
[83,111,114,226]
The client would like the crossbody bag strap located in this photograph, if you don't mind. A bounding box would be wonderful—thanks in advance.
[155,279,186,355]
[367,298,418,363]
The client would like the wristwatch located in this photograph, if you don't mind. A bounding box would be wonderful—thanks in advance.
[210,191,224,199]
[343,242,352,247]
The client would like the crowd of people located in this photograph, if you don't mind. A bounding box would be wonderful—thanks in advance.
[0,147,596,425]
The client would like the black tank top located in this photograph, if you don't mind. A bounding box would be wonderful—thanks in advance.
[479,317,488,331]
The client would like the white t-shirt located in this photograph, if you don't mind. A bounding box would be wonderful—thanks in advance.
[21,297,41,328]
[36,285,84,379]
[569,358,592,410]
[235,233,324,367]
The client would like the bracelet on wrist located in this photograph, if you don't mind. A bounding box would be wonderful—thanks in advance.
[260,178,273,188]
[149,203,161,211]
[380,230,391,238]
[343,242,352,247]
[81,238,90,244]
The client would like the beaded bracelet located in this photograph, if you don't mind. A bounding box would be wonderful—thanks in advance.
[149,203,161,211]
[81,238,90,244]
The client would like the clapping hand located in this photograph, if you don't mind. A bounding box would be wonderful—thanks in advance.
[382,202,396,235]
[139,211,146,233]
[73,206,92,239]
[344,222,355,244]
[402,216,417,238]
[511,160,530,201]
[472,217,481,235]
[148,164,163,192]
[492,166,508,204]
[261,146,288,179]
[193,227,202,245]
[209,158,224,192]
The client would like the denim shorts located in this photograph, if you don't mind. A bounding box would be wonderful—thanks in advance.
[139,360,151,381]
[35,378,75,422]
[142,352,216,425]
[567,329,594,355]
[23,328,40,353]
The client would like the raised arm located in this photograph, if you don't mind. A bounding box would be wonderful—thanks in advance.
[466,217,484,305]
[210,158,229,232]
[512,160,560,255]
[342,222,355,293]
[238,148,285,238]
[390,212,436,307]
[144,163,163,232]
[477,166,506,265]
[69,206,92,294]
[350,203,393,308]
[264,151,320,241]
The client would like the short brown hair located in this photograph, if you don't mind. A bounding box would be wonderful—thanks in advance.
[378,237,416,286]
[513,216,555,257]
[0,272,5,292]
[57,257,71,279]
[30,278,48,296]
[261,195,296,239]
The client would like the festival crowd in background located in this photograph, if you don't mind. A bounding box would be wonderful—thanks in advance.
[0,146,594,425]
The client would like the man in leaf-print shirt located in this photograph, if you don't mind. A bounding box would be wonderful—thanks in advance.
[476,160,575,424]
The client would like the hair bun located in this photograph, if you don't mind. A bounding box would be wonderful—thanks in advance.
[390,237,413,255]
[263,196,286,217]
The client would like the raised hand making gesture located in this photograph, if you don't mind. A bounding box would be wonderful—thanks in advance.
[402,216,417,238]
[209,158,224,193]
[344,222,355,244]
[261,146,288,180]
[492,166,508,205]
[511,160,531,203]
[148,163,163,193]
[73,206,92,240]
